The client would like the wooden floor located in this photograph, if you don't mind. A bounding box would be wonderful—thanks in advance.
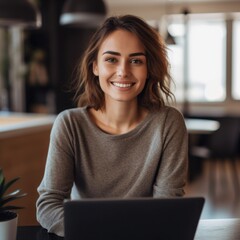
[185,157,240,219]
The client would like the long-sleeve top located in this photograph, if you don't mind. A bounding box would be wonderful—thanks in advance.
[36,105,188,237]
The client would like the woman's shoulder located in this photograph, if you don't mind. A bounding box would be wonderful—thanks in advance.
[152,105,184,120]
[57,106,87,119]
[150,106,186,130]
[53,107,88,127]
[166,106,184,119]
[50,107,89,138]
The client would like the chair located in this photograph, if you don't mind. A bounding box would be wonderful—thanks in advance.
[189,117,240,198]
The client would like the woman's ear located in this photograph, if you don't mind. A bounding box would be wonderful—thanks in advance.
[93,61,99,76]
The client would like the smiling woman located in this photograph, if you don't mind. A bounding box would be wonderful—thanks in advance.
[36,15,188,237]
[92,29,148,108]
[75,15,174,111]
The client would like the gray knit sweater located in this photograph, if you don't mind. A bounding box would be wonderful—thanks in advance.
[36,106,188,237]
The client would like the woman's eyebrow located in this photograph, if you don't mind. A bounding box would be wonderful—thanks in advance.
[102,51,120,56]
[102,51,146,57]
[129,52,146,57]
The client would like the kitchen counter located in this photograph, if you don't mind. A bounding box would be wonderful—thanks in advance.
[0,111,56,139]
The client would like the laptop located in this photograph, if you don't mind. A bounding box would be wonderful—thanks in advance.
[64,197,204,240]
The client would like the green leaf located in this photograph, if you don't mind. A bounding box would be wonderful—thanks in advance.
[3,189,22,198]
[0,192,27,207]
[0,205,24,212]
[0,176,20,198]
[0,169,4,184]
[0,168,26,214]
[0,179,5,197]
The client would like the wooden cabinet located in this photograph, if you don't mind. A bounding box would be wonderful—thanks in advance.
[0,113,55,226]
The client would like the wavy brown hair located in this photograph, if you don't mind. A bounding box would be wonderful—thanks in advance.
[73,14,174,110]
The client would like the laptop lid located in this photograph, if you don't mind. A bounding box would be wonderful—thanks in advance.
[64,197,204,240]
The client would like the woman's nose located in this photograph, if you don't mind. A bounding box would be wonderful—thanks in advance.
[117,62,129,78]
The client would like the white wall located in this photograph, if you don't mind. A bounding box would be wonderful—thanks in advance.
[106,1,240,21]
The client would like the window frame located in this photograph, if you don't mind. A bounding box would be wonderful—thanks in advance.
[164,13,240,116]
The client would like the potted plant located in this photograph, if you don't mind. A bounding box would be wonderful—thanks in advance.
[0,168,26,240]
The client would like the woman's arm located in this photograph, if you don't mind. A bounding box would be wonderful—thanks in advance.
[36,111,75,237]
[153,108,188,198]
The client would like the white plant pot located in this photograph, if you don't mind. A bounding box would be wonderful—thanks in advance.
[0,214,18,240]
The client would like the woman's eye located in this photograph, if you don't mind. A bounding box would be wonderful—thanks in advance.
[130,58,143,64]
[105,58,117,63]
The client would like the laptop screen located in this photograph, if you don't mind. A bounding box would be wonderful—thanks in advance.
[64,197,204,240]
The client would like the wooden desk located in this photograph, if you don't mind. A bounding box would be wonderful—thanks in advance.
[185,118,220,134]
[17,218,240,240]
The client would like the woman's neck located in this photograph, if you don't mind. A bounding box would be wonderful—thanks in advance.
[89,101,148,135]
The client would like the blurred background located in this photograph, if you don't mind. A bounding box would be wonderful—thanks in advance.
[0,0,240,226]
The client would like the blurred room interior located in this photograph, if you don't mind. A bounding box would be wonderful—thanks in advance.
[0,0,240,226]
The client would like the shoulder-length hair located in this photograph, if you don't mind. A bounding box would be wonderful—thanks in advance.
[73,14,174,110]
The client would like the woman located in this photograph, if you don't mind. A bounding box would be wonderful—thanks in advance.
[36,14,188,237]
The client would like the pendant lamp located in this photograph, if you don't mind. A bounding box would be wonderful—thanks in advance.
[60,0,107,28]
[0,0,41,28]
[165,30,176,45]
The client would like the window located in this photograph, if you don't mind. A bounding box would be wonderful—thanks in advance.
[167,15,226,103]
[232,19,240,100]
[188,19,226,102]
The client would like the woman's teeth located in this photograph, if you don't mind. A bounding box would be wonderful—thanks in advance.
[112,82,133,88]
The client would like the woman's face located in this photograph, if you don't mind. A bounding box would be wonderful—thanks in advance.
[93,29,148,105]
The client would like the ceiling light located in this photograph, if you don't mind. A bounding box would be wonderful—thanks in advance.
[165,30,176,45]
[60,0,107,28]
[0,0,41,28]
